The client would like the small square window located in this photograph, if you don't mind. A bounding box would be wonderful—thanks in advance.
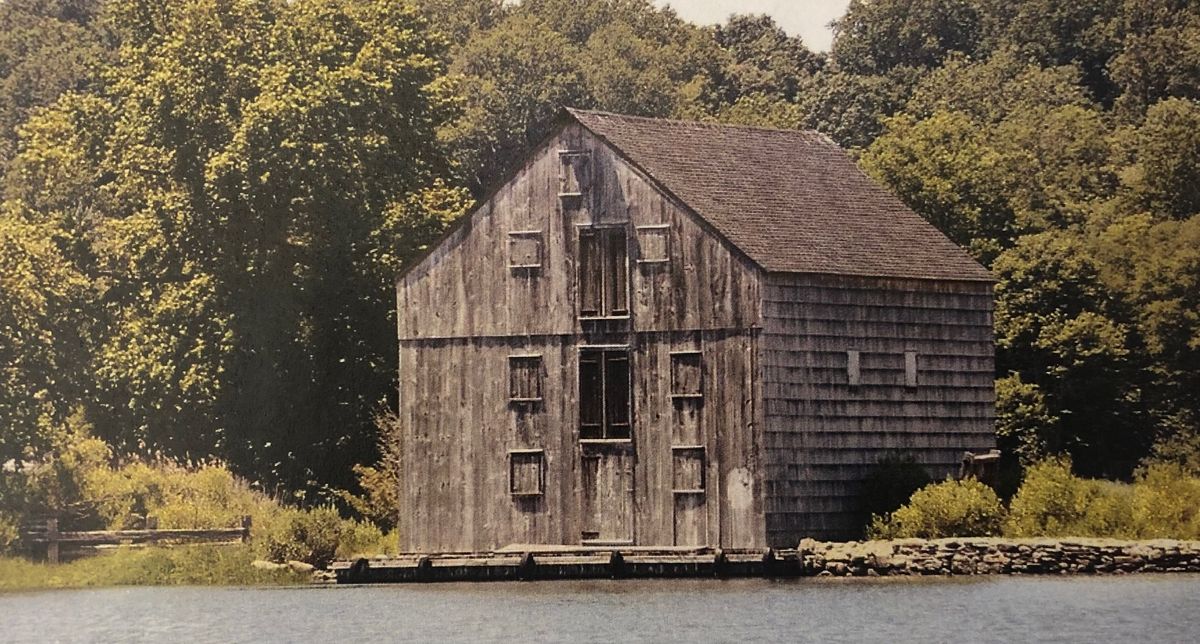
[847,350,861,387]
[508,231,543,269]
[509,450,544,496]
[636,225,670,264]
[905,351,919,388]
[670,351,703,399]
[509,355,543,402]
[672,446,705,493]
[559,150,591,199]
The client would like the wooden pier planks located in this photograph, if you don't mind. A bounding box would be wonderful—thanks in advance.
[331,547,796,583]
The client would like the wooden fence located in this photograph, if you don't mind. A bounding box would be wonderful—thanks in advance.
[23,516,252,564]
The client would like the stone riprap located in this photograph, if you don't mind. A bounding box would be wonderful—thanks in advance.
[796,537,1200,576]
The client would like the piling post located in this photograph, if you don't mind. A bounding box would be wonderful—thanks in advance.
[241,515,252,543]
[713,548,727,578]
[46,518,59,565]
[518,552,537,580]
[609,551,626,579]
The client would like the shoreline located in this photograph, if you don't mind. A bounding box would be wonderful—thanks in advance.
[332,538,1200,583]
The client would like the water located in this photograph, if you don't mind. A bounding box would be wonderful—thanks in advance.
[1,576,1198,643]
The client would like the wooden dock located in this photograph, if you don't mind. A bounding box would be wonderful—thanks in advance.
[331,546,802,583]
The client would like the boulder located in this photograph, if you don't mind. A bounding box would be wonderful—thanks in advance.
[287,560,316,573]
[252,560,287,571]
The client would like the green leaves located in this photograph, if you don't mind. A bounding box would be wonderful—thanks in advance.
[2,0,463,491]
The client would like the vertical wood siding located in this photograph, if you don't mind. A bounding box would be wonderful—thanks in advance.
[396,124,764,552]
[760,273,996,545]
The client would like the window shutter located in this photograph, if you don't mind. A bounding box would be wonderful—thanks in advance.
[507,231,543,270]
[508,355,543,402]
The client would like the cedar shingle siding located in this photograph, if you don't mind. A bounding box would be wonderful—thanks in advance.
[395,109,995,551]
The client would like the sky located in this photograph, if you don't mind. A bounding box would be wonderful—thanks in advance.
[654,1,851,51]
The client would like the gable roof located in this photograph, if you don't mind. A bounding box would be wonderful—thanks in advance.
[567,108,992,282]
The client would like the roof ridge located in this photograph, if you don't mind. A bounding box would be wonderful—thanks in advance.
[565,106,834,142]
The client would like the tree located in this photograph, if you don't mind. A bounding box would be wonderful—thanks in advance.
[439,14,587,194]
[993,232,1143,478]
[714,14,822,104]
[1093,214,1200,468]
[0,215,88,465]
[860,110,1013,258]
[831,0,983,75]
[1118,98,1200,219]
[976,0,1122,102]
[4,0,467,493]
[0,0,108,179]
[795,68,920,150]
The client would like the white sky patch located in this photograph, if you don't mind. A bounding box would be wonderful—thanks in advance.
[655,0,850,52]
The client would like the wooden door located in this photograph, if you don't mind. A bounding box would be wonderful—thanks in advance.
[580,443,634,543]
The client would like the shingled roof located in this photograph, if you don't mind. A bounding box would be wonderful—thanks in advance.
[568,108,992,282]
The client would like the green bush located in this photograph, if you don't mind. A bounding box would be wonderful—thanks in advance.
[1004,458,1135,537]
[1128,463,1200,539]
[0,511,19,555]
[258,507,386,568]
[84,460,277,530]
[869,478,1005,539]
[858,454,932,534]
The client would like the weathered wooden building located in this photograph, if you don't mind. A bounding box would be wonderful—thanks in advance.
[395,108,995,552]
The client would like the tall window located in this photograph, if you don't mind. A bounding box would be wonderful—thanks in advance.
[579,349,631,440]
[578,227,629,318]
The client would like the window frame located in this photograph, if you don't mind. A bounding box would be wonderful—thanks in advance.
[577,225,630,319]
[508,354,544,403]
[507,230,544,270]
[578,346,632,442]
[508,449,545,497]
[669,350,704,399]
[671,445,706,494]
[635,224,671,265]
[558,150,591,199]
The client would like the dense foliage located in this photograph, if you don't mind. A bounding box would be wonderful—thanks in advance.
[2,0,1199,525]
[873,459,1200,540]
[868,478,1005,539]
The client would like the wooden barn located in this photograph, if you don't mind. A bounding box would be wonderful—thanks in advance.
[395,108,995,552]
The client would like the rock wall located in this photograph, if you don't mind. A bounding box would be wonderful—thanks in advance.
[796,537,1200,576]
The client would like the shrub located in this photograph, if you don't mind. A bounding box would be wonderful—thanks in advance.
[258,507,385,568]
[1004,458,1135,537]
[0,511,19,555]
[869,478,1005,539]
[1128,463,1200,539]
[336,409,401,530]
[858,454,931,534]
[84,460,276,530]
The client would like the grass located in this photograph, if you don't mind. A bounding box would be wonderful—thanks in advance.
[0,545,310,592]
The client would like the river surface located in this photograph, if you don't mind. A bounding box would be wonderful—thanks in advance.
[1,575,1198,643]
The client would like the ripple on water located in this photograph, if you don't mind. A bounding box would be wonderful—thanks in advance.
[1,575,1199,644]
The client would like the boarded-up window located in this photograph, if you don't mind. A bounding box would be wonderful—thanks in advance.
[559,150,590,198]
[672,447,705,492]
[847,350,861,387]
[905,351,919,388]
[670,351,703,398]
[509,450,544,496]
[509,355,543,402]
[636,224,670,264]
[578,227,629,318]
[507,231,543,269]
[580,348,631,440]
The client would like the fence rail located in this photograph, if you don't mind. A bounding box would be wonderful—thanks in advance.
[23,516,252,563]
